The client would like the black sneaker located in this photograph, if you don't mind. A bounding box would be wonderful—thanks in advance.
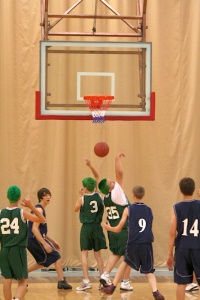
[57,278,72,289]
[102,284,116,295]
[153,290,165,300]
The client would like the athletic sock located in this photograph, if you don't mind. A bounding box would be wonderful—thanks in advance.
[83,279,90,284]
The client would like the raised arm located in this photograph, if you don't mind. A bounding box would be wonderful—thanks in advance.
[21,197,46,223]
[74,188,84,212]
[115,152,125,187]
[84,158,99,186]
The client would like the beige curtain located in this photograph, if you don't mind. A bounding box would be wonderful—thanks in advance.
[0,0,200,268]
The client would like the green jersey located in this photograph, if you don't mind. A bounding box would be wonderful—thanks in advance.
[80,192,104,224]
[0,207,28,247]
[104,182,129,228]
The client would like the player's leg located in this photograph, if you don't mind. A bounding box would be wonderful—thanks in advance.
[54,258,72,289]
[176,284,186,300]
[146,273,164,300]
[105,253,121,273]
[113,261,129,286]
[102,262,129,294]
[146,272,157,291]
[100,253,121,286]
[3,278,12,300]
[120,264,133,291]
[15,278,28,300]
[28,262,42,272]
[76,250,92,291]
[76,224,93,291]
[94,250,104,275]
[81,250,89,280]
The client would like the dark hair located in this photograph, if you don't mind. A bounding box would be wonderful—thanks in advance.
[132,185,145,199]
[37,188,51,202]
[179,177,195,196]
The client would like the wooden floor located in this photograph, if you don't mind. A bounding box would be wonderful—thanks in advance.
[0,274,199,300]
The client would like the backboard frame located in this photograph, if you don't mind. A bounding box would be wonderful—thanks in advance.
[36,40,155,121]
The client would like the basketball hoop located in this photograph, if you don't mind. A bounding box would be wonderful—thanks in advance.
[83,95,114,123]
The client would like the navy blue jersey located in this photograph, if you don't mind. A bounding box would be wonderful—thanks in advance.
[127,202,154,244]
[174,200,200,249]
[28,204,47,238]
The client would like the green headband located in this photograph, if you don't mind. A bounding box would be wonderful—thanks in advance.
[7,186,21,203]
[98,179,110,195]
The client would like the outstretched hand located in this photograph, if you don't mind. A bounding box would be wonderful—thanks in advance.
[116,151,125,159]
[84,158,91,167]
[20,196,33,209]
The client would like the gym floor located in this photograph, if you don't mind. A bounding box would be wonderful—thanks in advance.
[0,269,198,300]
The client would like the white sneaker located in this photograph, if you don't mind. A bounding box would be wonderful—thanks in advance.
[185,283,199,292]
[76,281,92,291]
[120,281,133,291]
[99,274,112,287]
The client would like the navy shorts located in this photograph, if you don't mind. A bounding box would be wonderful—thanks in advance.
[28,238,61,267]
[124,243,155,274]
[174,247,200,285]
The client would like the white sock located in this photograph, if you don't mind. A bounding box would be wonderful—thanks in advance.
[83,279,90,284]
[104,272,110,277]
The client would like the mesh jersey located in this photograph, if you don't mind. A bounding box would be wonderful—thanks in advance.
[104,192,129,228]
[28,203,47,238]
[127,203,154,244]
[0,207,28,247]
[80,192,104,224]
[174,200,200,249]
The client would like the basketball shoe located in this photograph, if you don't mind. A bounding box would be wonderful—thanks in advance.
[76,280,92,291]
[100,273,112,287]
[152,290,165,300]
[185,283,199,292]
[57,278,72,289]
[120,280,133,291]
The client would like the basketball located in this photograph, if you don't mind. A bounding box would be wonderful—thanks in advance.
[94,142,109,157]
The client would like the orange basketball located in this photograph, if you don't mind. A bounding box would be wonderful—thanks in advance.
[94,142,109,157]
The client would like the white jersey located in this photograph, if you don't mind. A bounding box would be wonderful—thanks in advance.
[111,182,129,206]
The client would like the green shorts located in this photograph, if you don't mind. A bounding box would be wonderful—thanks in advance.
[108,228,128,256]
[0,246,28,280]
[80,223,107,251]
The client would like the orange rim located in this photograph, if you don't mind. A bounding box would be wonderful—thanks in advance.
[83,95,114,101]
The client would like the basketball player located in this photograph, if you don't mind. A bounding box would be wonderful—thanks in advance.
[98,151,133,291]
[167,178,200,300]
[0,186,46,300]
[185,188,200,293]
[74,158,107,291]
[102,185,164,300]
[27,188,72,289]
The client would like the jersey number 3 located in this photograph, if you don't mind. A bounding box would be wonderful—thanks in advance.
[0,217,19,234]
